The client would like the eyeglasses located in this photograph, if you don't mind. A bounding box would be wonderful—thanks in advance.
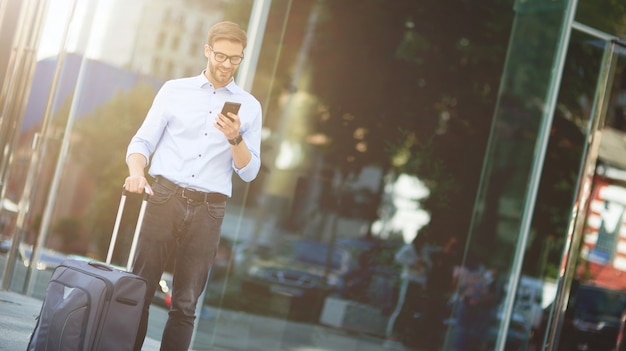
[209,47,243,65]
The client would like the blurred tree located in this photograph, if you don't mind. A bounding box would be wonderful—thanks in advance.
[53,217,83,254]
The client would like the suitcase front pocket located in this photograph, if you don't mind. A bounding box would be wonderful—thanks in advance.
[34,281,90,351]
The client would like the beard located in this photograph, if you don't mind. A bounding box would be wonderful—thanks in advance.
[207,61,235,87]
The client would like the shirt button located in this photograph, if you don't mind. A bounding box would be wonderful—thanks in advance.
[199,154,202,157]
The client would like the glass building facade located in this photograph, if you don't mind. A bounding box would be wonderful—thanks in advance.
[1,0,626,350]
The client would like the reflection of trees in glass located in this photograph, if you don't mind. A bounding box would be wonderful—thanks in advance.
[70,83,155,261]
[260,0,516,244]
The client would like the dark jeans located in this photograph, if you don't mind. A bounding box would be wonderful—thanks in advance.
[132,180,225,351]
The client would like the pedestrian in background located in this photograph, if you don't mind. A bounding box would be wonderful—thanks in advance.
[452,259,497,351]
[124,21,262,351]
[384,233,433,349]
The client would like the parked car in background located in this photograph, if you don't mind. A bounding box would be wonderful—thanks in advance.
[18,244,68,271]
[534,282,626,351]
[560,283,626,351]
[0,239,11,253]
[239,237,390,322]
[0,240,71,271]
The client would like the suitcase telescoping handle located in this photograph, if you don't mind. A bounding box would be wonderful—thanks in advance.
[106,188,149,271]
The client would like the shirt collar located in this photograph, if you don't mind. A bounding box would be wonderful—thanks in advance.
[198,71,242,94]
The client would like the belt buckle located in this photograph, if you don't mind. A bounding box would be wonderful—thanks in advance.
[181,187,203,203]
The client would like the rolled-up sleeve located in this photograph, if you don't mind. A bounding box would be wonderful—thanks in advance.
[234,101,262,182]
[126,84,169,164]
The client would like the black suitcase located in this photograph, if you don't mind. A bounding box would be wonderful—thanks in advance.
[28,191,148,351]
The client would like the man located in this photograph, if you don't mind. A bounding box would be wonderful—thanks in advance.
[124,21,262,351]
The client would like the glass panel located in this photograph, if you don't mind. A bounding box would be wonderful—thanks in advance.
[454,1,577,350]
[1,0,80,295]
[524,30,613,350]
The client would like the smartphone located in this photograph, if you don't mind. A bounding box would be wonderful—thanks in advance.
[221,102,241,121]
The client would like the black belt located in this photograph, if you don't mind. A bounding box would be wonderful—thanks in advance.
[154,176,227,203]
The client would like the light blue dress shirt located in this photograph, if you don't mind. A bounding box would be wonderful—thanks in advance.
[126,72,262,197]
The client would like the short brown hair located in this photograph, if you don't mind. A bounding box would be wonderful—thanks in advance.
[207,21,247,49]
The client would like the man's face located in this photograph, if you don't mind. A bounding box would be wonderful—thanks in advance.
[204,39,244,88]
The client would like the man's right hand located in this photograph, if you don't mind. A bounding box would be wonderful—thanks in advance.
[124,175,153,195]
[125,153,153,195]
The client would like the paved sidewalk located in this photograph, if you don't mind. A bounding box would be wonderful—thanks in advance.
[0,288,397,351]
[0,289,161,350]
